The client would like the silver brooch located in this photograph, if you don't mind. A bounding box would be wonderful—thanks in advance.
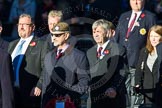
[55,26,59,31]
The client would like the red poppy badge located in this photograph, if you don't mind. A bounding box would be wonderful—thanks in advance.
[140,13,145,18]
[30,41,36,46]
[103,49,110,55]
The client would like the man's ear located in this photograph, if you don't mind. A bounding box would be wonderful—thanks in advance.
[106,29,111,38]
[65,32,70,40]
[112,30,115,36]
[0,26,3,33]
[31,24,35,31]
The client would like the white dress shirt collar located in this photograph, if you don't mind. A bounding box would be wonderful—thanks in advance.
[97,40,110,59]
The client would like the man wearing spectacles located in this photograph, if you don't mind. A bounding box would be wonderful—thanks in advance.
[41,22,90,108]
[8,13,49,108]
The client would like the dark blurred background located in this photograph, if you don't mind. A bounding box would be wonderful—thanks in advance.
[0,0,161,42]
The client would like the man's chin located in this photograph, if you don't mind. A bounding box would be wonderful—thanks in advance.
[53,43,59,47]
[19,34,26,38]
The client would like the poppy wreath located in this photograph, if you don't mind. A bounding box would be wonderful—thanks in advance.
[45,97,76,108]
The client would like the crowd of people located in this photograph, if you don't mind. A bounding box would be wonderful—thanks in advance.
[0,0,162,39]
[1,0,162,108]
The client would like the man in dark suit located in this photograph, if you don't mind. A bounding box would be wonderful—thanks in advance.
[115,0,157,107]
[8,13,49,108]
[41,22,90,108]
[0,48,14,108]
[0,20,9,51]
[40,10,77,50]
[86,19,128,108]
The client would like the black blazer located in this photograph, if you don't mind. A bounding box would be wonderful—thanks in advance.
[135,48,159,88]
[0,49,14,108]
[86,41,128,107]
[115,10,157,67]
[135,47,160,104]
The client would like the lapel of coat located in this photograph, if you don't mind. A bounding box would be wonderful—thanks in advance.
[97,43,112,65]
[51,48,58,67]
[93,42,112,66]
[47,34,52,43]
[89,45,98,65]
[131,10,146,34]
[50,45,73,68]
[124,11,132,30]
[44,50,57,79]
[47,34,55,50]
[102,42,123,82]
[152,59,158,75]
[140,48,148,67]
[56,45,74,65]
[8,39,19,54]
[101,42,112,59]
[63,45,73,56]
[138,10,146,24]
[143,49,159,81]
[90,42,116,80]
[25,36,38,57]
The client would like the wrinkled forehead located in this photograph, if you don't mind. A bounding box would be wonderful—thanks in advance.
[93,26,107,33]
[48,16,61,22]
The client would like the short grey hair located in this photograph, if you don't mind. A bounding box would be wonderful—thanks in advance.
[92,19,111,32]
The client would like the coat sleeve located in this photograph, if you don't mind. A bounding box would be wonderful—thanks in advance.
[36,40,49,89]
[114,14,123,43]
[135,48,146,86]
[1,52,14,108]
[71,53,90,95]
[110,45,129,93]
